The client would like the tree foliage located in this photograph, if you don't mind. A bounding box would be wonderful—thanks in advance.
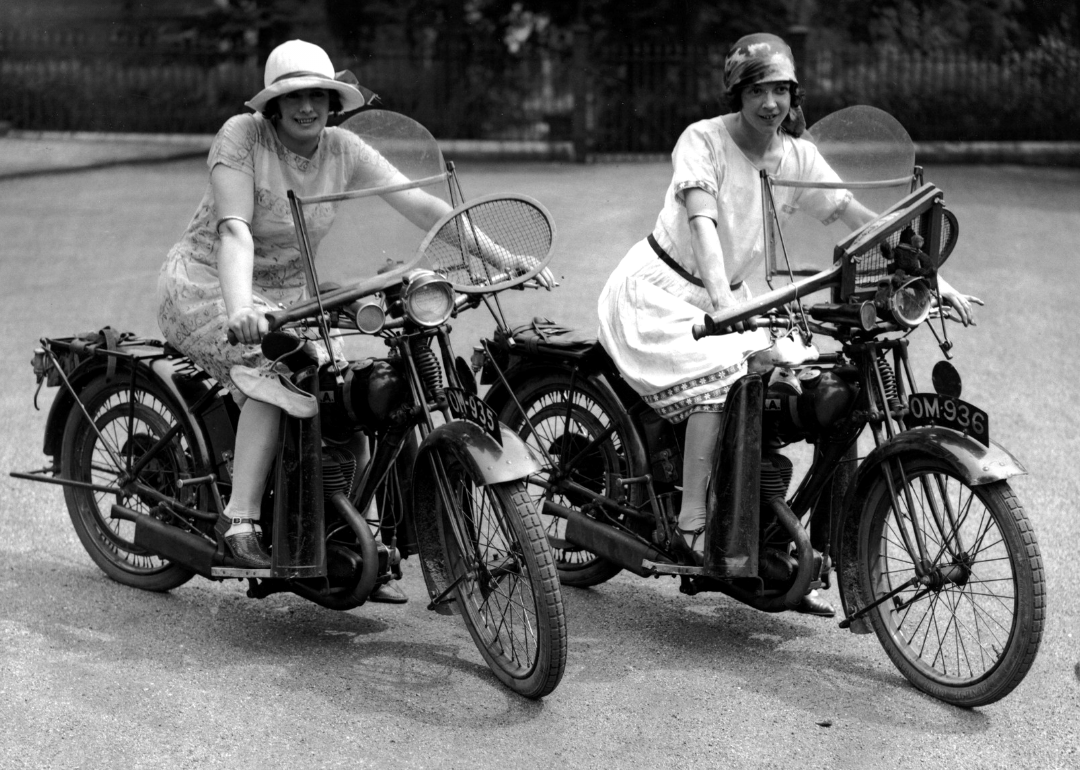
[324,0,802,55]
[813,0,1079,55]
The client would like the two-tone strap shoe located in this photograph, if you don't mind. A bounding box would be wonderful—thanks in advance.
[222,516,272,569]
[674,526,706,566]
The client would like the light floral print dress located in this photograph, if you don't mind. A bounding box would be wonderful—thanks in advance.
[157,113,397,395]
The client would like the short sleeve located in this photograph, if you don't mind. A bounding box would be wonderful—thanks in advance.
[208,114,258,178]
[670,122,721,204]
[795,145,852,224]
[336,132,405,191]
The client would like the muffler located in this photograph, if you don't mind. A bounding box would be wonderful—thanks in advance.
[112,504,216,577]
[544,500,671,577]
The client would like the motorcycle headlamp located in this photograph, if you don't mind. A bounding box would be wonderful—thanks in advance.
[888,277,933,329]
[352,296,386,334]
[403,270,455,327]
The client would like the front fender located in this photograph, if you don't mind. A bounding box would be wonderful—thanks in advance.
[411,420,543,615]
[835,427,1026,633]
[416,419,543,487]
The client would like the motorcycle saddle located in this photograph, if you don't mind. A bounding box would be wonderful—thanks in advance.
[503,317,597,355]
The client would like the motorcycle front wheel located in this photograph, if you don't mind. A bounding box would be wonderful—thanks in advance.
[857,456,1044,707]
[432,447,566,698]
[60,375,204,592]
[496,373,644,587]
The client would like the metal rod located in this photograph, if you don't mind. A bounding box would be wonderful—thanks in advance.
[292,173,449,205]
[839,575,920,628]
[9,471,120,495]
[770,176,913,189]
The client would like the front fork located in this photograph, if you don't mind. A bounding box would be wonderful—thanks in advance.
[860,339,966,579]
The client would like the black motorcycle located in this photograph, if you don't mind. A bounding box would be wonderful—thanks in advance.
[12,110,567,699]
[477,106,1044,707]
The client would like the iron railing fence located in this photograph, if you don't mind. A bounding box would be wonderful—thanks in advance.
[2,26,1078,149]
[587,41,1080,151]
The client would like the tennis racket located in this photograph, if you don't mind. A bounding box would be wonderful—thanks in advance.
[417,193,556,293]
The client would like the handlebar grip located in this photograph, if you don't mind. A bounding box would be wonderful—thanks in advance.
[227,329,238,345]
[693,314,755,339]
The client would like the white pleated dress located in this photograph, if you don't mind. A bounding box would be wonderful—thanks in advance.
[598,117,850,423]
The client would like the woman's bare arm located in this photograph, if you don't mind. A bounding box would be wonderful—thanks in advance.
[211,164,264,344]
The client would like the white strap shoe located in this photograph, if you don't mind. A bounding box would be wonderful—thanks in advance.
[230,365,318,418]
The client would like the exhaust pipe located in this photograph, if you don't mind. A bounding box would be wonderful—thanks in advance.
[544,500,671,577]
[112,504,216,577]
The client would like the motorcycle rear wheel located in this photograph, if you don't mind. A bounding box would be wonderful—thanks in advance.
[433,448,566,698]
[497,373,643,587]
[858,456,1044,707]
[60,375,203,592]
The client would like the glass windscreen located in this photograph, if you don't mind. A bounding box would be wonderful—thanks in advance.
[302,110,452,293]
[766,105,917,283]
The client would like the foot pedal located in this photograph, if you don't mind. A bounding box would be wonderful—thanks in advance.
[642,560,703,576]
[211,566,273,578]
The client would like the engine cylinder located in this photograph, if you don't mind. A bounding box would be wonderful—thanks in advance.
[760,452,793,503]
[318,358,409,441]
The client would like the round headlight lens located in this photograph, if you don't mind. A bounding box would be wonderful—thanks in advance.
[888,278,933,329]
[404,271,455,327]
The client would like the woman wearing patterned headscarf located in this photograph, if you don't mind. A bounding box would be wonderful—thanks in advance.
[597,33,979,613]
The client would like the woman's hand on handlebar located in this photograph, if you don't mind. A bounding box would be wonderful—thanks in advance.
[534,265,557,290]
[514,256,556,290]
[227,306,269,346]
[938,282,984,327]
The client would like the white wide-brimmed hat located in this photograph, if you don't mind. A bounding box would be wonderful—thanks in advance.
[245,40,368,114]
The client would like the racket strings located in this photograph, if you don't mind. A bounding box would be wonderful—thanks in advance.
[424,198,553,289]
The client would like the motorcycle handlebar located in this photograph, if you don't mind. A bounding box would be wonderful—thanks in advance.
[694,262,843,340]
[692,315,784,340]
[266,272,404,332]
[225,270,537,346]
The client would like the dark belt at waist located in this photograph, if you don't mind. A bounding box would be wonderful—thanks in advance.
[646,233,742,291]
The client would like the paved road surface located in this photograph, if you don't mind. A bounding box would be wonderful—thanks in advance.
[0,158,1077,769]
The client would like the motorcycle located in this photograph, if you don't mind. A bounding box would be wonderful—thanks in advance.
[476,106,1044,707]
[11,110,567,699]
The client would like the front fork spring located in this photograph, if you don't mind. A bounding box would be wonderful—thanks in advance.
[877,352,901,411]
[414,344,444,401]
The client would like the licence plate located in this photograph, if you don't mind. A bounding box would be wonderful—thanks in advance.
[445,387,502,445]
[906,393,989,446]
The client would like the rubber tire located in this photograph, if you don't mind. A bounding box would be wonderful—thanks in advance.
[61,375,202,592]
[434,448,567,698]
[857,456,1044,707]
[496,372,643,587]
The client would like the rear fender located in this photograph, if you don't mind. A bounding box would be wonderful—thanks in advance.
[834,427,1026,633]
[410,420,542,614]
[41,352,233,482]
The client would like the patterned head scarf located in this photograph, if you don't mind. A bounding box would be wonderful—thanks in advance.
[723,33,798,93]
[723,33,804,136]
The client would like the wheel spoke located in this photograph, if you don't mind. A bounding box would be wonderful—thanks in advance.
[62,380,202,589]
[860,455,1044,704]
[434,443,564,696]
